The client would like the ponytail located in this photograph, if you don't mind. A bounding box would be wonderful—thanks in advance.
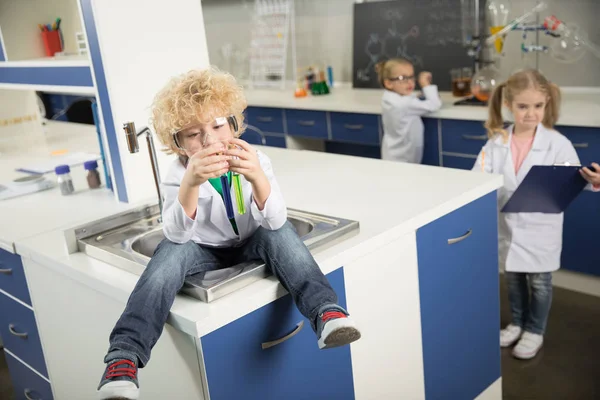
[375,60,388,88]
[484,82,508,142]
[543,83,561,128]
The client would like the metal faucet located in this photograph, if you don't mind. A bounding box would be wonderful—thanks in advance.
[122,122,163,221]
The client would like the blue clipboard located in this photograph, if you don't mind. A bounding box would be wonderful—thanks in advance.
[501,165,588,214]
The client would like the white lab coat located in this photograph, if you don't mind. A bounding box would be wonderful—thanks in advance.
[161,150,287,247]
[473,123,596,273]
[380,85,442,164]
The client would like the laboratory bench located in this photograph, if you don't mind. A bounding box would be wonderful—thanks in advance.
[239,86,600,278]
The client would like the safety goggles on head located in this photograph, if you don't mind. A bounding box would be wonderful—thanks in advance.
[388,75,415,83]
[173,115,238,151]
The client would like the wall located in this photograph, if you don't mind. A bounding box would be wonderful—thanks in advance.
[90,0,210,204]
[0,0,84,60]
[202,0,600,87]
[0,90,43,155]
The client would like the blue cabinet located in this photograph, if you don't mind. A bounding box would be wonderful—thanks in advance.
[562,191,600,276]
[200,268,355,400]
[422,118,440,166]
[285,109,328,139]
[329,112,379,145]
[5,351,53,400]
[443,155,476,170]
[416,192,501,400]
[0,294,48,378]
[558,125,600,276]
[245,107,285,134]
[0,249,51,396]
[441,119,488,156]
[0,248,31,305]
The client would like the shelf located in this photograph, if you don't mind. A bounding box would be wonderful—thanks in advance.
[0,58,94,95]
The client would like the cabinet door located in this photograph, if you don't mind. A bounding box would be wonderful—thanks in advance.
[200,268,355,400]
[562,191,600,276]
[443,155,477,170]
[5,351,53,400]
[0,249,31,306]
[285,109,328,139]
[441,119,488,156]
[245,107,285,134]
[330,112,380,145]
[416,192,501,400]
[422,118,440,166]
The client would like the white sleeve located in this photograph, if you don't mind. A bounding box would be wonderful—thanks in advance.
[472,140,493,173]
[404,85,442,116]
[250,151,287,230]
[161,183,200,244]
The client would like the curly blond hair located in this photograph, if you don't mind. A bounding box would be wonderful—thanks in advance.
[151,66,247,154]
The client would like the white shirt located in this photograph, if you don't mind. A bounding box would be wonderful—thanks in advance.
[161,150,287,247]
[472,124,597,273]
[380,85,442,164]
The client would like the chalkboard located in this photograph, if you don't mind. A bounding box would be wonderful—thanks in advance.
[352,0,482,91]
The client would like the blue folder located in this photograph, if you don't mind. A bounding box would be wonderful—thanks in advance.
[501,165,589,213]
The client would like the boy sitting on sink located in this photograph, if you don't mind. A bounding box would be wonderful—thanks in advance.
[97,66,361,400]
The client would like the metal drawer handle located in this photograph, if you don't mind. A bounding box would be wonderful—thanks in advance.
[462,134,487,141]
[344,124,364,130]
[573,143,589,148]
[297,120,315,126]
[448,229,473,245]
[261,321,304,350]
[0,268,13,275]
[24,389,41,400]
[9,323,28,339]
[256,116,273,122]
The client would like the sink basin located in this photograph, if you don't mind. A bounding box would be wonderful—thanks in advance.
[130,217,315,259]
[67,205,359,302]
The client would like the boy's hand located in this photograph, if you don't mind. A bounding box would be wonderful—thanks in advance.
[182,142,230,188]
[580,162,600,186]
[225,139,267,184]
[418,71,432,88]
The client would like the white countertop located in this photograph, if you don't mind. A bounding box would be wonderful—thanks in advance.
[14,147,503,338]
[244,85,600,128]
[0,121,141,252]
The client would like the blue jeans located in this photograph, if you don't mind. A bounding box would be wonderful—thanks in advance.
[104,221,343,367]
[505,272,553,335]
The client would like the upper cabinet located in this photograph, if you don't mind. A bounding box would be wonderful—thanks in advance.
[0,0,93,94]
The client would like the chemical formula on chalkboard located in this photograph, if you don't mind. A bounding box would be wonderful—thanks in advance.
[352,0,481,90]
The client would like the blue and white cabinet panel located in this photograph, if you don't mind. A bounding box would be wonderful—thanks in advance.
[416,191,501,400]
[341,191,501,399]
[0,248,53,399]
[198,268,355,400]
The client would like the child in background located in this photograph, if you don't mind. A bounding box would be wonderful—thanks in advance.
[97,67,361,400]
[473,69,600,360]
[376,58,442,164]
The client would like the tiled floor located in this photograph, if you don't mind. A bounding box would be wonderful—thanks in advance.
[1,279,599,399]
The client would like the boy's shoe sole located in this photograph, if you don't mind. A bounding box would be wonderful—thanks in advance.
[97,381,139,400]
[318,318,361,349]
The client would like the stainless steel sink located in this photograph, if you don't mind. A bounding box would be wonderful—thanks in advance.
[66,204,359,302]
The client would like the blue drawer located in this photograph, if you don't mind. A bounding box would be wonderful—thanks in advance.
[0,248,31,306]
[245,107,285,134]
[265,135,286,148]
[0,294,48,378]
[557,125,600,166]
[285,109,328,139]
[443,155,476,170]
[441,119,488,155]
[5,351,53,400]
[330,112,379,145]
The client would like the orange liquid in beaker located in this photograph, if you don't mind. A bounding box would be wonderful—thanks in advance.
[489,26,506,53]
